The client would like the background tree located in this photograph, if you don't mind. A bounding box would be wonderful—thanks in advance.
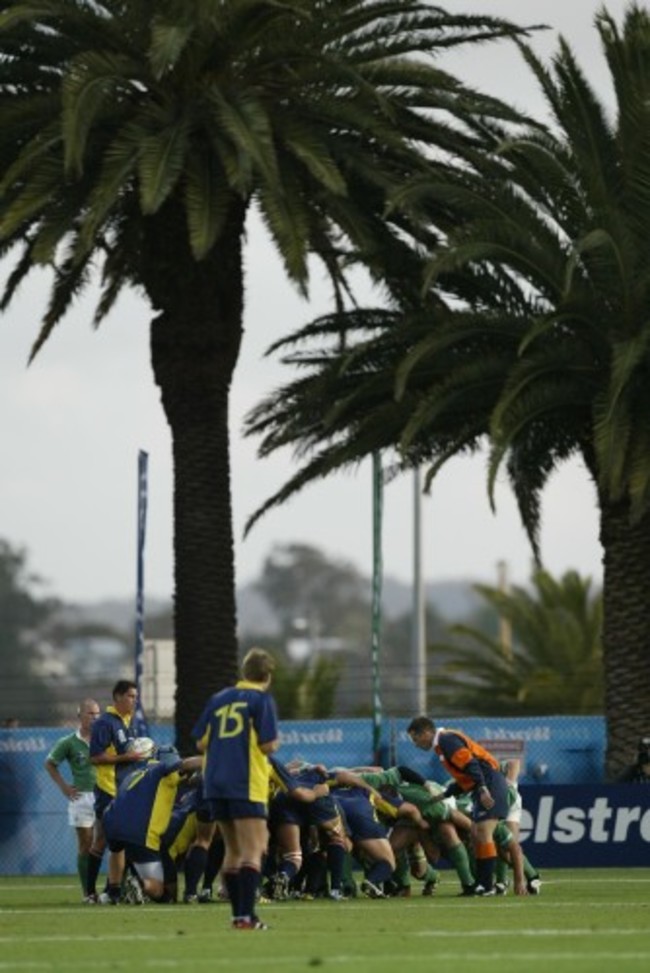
[272,655,342,720]
[429,569,603,716]
[255,542,369,645]
[246,5,650,775]
[0,539,57,723]
[0,0,531,749]
[141,541,454,717]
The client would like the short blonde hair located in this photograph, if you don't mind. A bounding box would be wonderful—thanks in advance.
[241,648,276,683]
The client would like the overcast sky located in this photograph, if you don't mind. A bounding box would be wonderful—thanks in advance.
[0,1,630,604]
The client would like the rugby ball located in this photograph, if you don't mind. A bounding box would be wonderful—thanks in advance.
[128,736,156,758]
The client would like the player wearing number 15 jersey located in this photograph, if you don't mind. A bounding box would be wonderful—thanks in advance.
[191,648,279,930]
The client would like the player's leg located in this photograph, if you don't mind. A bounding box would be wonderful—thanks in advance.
[70,793,95,898]
[272,821,302,899]
[183,817,215,902]
[233,816,269,921]
[357,837,395,897]
[84,805,108,902]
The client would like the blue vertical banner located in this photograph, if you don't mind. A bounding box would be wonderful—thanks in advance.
[134,450,149,735]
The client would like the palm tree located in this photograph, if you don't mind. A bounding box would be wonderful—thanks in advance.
[0,0,531,748]
[246,4,650,776]
[429,569,603,716]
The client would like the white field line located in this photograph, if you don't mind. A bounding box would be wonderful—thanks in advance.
[2,876,650,892]
[0,926,648,946]
[1,951,650,970]
[417,928,650,937]
[0,885,77,891]
[1,899,649,916]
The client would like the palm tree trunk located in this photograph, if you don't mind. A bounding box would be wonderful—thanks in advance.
[600,499,650,779]
[147,202,246,752]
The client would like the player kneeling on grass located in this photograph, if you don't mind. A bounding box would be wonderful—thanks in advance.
[101,746,202,903]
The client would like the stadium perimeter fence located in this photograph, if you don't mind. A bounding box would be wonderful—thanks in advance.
[4,714,649,875]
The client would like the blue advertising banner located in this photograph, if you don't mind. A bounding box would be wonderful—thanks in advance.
[278,719,373,769]
[0,724,174,876]
[391,715,606,785]
[519,784,650,868]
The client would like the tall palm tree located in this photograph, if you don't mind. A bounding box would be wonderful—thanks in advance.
[430,570,603,716]
[246,4,650,775]
[0,0,530,748]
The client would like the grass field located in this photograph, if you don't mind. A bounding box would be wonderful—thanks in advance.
[1,870,649,973]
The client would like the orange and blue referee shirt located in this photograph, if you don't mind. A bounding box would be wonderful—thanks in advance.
[434,727,500,794]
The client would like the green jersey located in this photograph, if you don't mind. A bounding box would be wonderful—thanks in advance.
[46,732,96,792]
[359,769,451,828]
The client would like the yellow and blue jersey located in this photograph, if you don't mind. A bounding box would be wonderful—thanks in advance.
[192,681,278,803]
[333,786,394,840]
[163,784,201,860]
[90,706,138,797]
[103,759,182,851]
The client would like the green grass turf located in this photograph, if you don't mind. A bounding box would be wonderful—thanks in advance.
[1,870,649,973]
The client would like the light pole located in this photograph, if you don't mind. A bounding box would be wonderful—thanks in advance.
[412,467,427,714]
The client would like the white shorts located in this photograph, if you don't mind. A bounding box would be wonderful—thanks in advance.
[506,787,523,825]
[67,791,96,828]
[134,860,164,883]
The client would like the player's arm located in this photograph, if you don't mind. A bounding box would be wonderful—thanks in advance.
[505,838,528,895]
[179,756,203,774]
[330,768,376,792]
[291,782,330,803]
[44,757,78,800]
[394,799,428,829]
[502,758,521,785]
[260,738,279,754]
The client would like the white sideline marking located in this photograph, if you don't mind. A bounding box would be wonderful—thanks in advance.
[1,899,649,917]
[0,885,76,891]
[0,927,647,947]
[417,928,648,937]
[1,951,650,970]
[0,935,164,944]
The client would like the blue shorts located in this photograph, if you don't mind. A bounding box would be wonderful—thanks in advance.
[270,792,339,828]
[206,798,267,821]
[196,796,214,824]
[337,797,387,841]
[107,840,160,864]
[94,788,113,819]
[470,768,510,822]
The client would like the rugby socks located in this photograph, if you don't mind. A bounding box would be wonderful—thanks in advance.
[223,869,241,918]
[85,850,103,897]
[422,863,439,885]
[106,882,122,904]
[392,850,411,891]
[326,841,346,893]
[183,845,208,897]
[474,841,497,891]
[280,851,301,882]
[202,837,225,893]
[77,853,89,894]
[495,856,507,885]
[365,859,393,886]
[447,841,475,888]
[238,864,261,920]
[523,855,539,880]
